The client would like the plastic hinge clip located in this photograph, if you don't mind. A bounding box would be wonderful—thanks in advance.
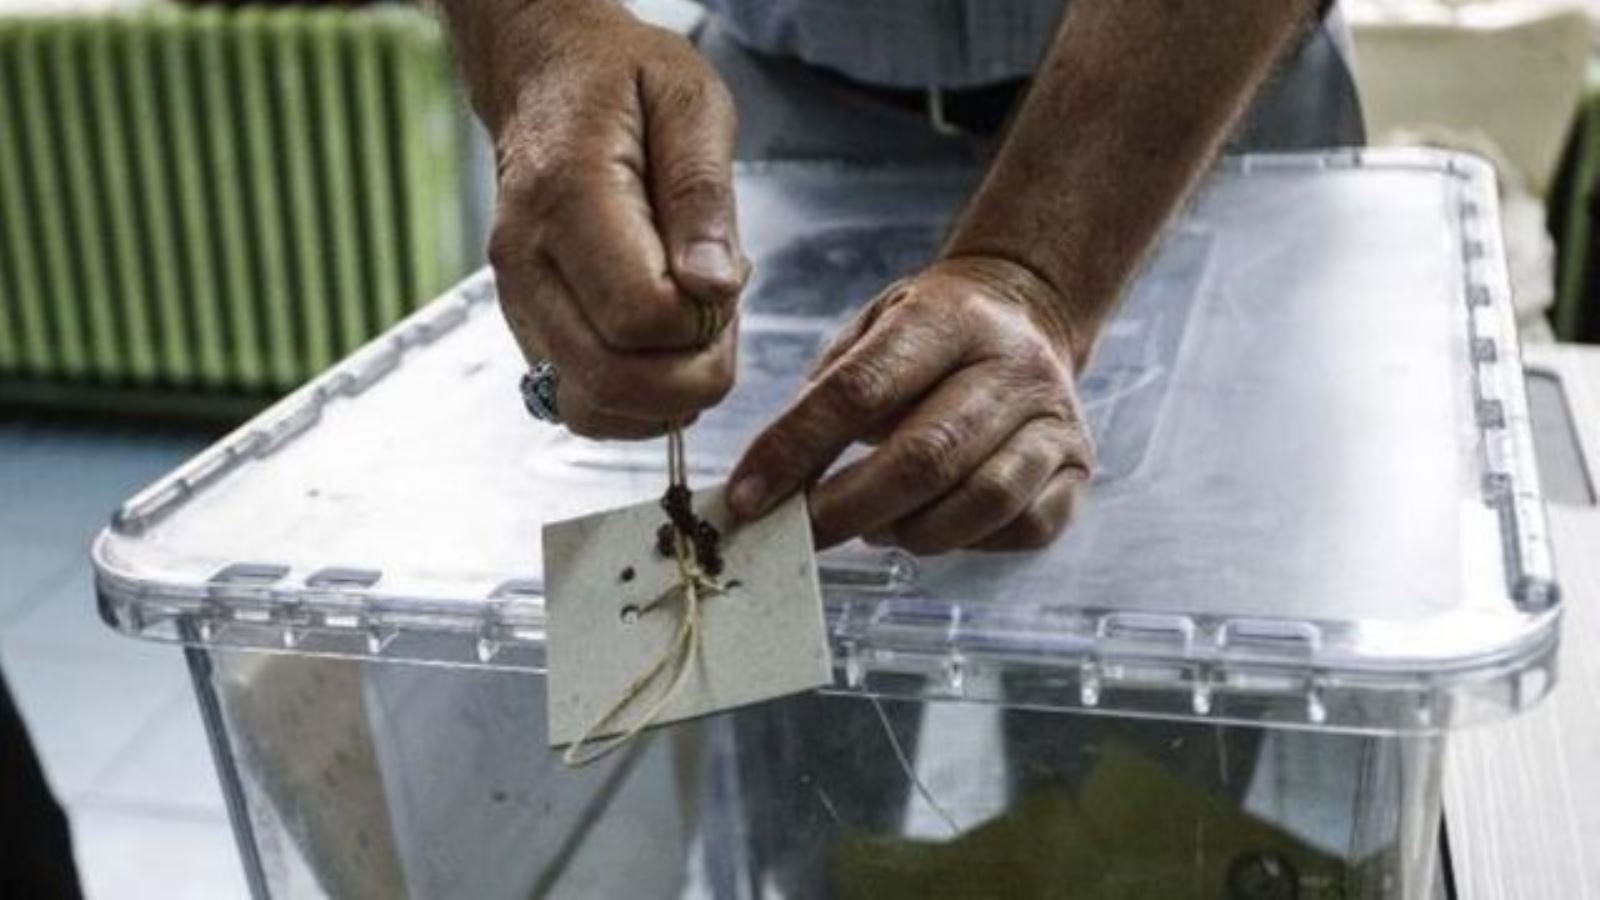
[407,303,469,348]
[345,346,402,394]
[210,563,291,585]
[113,441,247,533]
[306,568,381,589]
[1475,398,1506,430]
[1216,618,1321,654]
[1097,612,1195,649]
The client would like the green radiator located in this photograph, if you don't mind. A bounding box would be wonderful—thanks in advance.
[0,5,466,402]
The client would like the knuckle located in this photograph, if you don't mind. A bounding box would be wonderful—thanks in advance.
[877,290,929,328]
[1012,338,1066,386]
[947,283,990,320]
[1051,422,1097,475]
[486,195,538,265]
[649,34,730,102]
[659,158,733,211]
[969,464,1026,512]
[684,70,738,132]
[896,422,966,486]
[649,58,710,115]
[1068,436,1097,477]
[824,357,895,417]
[494,155,543,201]
[486,224,533,276]
[488,192,567,275]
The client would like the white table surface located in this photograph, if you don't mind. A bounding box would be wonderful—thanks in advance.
[1445,343,1600,899]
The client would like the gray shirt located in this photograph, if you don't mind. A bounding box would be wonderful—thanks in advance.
[696,0,1068,88]
[695,0,1344,91]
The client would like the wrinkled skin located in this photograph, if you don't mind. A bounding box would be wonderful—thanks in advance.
[483,0,749,439]
[727,257,1095,553]
[470,1,1095,551]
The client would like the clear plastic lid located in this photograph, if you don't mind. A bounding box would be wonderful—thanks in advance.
[94,150,1559,733]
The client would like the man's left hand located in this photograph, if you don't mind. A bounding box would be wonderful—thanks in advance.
[727,257,1096,553]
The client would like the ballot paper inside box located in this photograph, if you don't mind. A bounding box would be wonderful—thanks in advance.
[93,153,1557,899]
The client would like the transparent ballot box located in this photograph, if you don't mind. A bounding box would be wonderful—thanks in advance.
[94,152,1558,899]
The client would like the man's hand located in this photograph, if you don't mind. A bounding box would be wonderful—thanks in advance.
[727,257,1095,553]
[445,0,750,438]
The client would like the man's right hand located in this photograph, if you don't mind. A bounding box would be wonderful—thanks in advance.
[446,0,749,439]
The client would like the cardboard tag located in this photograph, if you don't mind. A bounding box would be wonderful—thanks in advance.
[543,487,831,747]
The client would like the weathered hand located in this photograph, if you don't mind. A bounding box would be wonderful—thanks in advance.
[479,0,749,438]
[727,257,1096,553]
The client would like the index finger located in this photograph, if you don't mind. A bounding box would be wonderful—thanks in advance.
[544,166,707,352]
[726,306,968,521]
[496,237,738,423]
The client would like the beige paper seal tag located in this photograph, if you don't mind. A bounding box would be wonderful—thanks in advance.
[543,487,831,749]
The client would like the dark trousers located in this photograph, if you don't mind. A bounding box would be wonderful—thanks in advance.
[1,669,82,899]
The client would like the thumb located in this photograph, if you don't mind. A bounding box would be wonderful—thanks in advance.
[641,57,749,310]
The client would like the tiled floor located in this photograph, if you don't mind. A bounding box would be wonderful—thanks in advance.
[0,414,249,900]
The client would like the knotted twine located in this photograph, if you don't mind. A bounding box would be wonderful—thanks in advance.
[554,430,965,836]
[561,426,726,768]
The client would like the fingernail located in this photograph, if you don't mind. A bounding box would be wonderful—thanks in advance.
[682,240,738,285]
[728,474,768,520]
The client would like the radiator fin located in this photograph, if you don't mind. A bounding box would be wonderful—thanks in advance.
[0,8,466,397]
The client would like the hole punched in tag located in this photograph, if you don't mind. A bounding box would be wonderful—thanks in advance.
[559,426,733,768]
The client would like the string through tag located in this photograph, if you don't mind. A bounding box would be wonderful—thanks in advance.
[561,426,726,767]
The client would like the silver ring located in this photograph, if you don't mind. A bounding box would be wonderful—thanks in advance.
[520,361,561,424]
